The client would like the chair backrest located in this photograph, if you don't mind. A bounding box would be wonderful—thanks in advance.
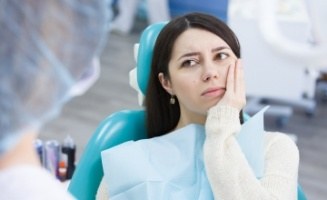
[68,22,307,200]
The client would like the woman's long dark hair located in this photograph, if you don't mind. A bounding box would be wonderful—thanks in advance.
[145,12,243,138]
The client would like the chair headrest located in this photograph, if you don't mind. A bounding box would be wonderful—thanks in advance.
[136,22,167,95]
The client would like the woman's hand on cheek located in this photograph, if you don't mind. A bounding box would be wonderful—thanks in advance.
[217,59,246,111]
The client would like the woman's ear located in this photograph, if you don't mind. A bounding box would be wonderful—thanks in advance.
[158,72,173,95]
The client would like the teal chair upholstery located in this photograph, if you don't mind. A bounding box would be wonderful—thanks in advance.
[67,110,146,200]
[68,22,307,200]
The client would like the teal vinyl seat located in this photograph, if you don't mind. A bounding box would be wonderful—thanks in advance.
[68,22,307,200]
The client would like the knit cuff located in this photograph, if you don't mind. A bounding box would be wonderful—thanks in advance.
[205,105,241,137]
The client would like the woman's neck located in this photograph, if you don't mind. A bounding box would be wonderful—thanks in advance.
[0,131,41,170]
[175,111,206,130]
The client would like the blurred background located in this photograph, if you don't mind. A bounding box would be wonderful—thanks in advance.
[40,0,326,199]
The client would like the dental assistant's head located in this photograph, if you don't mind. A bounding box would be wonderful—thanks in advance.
[0,0,109,156]
[145,12,242,138]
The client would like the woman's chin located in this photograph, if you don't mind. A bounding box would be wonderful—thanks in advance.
[208,98,222,107]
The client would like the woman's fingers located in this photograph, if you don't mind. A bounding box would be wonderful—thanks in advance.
[235,59,246,107]
[226,60,235,94]
[235,59,244,94]
[219,59,246,110]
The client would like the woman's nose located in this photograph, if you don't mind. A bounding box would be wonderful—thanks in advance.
[202,61,219,81]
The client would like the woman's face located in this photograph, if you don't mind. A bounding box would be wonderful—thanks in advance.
[159,28,237,126]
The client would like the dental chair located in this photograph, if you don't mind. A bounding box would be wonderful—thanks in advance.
[67,22,307,200]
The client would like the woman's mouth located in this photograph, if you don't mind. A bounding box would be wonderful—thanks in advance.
[201,87,226,97]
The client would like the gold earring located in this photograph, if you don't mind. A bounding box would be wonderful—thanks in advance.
[170,95,176,104]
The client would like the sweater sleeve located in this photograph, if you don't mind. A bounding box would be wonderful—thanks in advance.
[204,105,299,200]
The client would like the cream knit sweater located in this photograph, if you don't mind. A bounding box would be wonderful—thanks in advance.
[97,105,299,199]
[204,105,299,200]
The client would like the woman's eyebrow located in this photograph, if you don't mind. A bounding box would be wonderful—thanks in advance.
[212,46,231,52]
[177,46,231,61]
[177,52,200,61]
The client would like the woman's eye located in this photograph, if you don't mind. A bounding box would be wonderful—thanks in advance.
[181,59,197,67]
[216,53,229,60]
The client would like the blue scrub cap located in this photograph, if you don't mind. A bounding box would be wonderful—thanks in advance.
[0,0,110,155]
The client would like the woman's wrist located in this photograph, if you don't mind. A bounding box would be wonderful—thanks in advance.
[205,105,241,136]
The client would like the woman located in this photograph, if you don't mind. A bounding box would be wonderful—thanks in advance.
[98,12,299,199]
